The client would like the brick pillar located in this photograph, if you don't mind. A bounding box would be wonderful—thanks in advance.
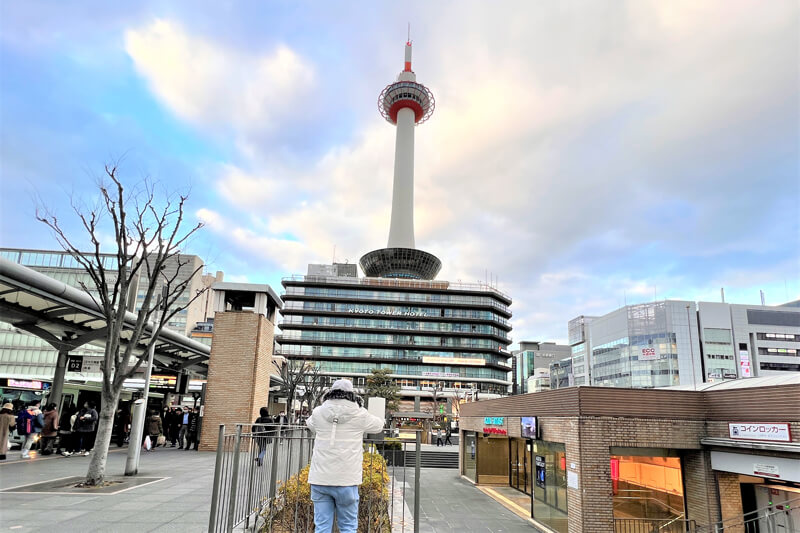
[575,419,612,533]
[716,472,744,533]
[683,450,721,530]
[199,311,274,451]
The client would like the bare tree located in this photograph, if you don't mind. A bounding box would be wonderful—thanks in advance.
[300,365,326,414]
[276,359,313,423]
[36,165,204,485]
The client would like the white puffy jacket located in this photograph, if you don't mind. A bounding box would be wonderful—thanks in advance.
[306,399,384,486]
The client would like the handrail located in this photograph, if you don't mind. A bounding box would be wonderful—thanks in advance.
[712,495,800,529]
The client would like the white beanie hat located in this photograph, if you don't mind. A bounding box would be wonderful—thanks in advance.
[331,379,354,392]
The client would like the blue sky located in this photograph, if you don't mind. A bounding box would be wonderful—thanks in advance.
[1,1,798,345]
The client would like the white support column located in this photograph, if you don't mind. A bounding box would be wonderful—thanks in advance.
[387,107,416,249]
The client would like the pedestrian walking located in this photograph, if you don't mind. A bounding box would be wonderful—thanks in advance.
[18,400,44,458]
[0,402,16,461]
[184,406,199,450]
[145,410,163,451]
[252,407,271,466]
[435,427,444,447]
[306,379,384,533]
[57,406,76,456]
[41,403,59,455]
[444,424,453,446]
[74,401,98,456]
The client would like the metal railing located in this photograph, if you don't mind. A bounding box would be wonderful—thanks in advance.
[712,495,800,533]
[208,424,422,533]
[614,517,698,533]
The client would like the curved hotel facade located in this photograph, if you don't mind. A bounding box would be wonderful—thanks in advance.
[277,272,512,399]
[277,42,513,407]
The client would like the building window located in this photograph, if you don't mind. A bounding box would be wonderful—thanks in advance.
[611,455,684,527]
[758,347,799,356]
[757,332,800,342]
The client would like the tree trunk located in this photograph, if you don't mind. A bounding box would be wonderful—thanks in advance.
[85,386,121,485]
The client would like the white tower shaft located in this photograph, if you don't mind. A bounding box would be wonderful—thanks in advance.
[387,106,416,248]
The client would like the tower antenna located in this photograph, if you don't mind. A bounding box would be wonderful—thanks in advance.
[407,22,411,43]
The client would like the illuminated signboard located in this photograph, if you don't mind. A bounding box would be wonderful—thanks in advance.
[422,356,485,366]
[8,379,44,390]
[484,417,504,425]
[521,416,538,439]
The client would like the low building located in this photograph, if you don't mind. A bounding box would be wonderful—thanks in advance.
[458,375,800,533]
[525,369,550,393]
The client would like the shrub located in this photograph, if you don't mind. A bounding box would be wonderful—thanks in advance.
[261,451,391,532]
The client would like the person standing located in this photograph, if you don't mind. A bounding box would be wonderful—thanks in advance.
[41,403,59,455]
[74,401,98,456]
[178,407,190,449]
[169,407,181,447]
[145,410,163,451]
[0,403,16,460]
[18,400,44,458]
[57,406,76,456]
[184,407,200,450]
[306,380,384,533]
[113,407,130,447]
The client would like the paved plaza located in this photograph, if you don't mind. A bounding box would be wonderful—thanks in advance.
[0,446,538,532]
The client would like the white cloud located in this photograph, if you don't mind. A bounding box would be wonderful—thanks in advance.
[185,2,797,344]
[125,19,314,132]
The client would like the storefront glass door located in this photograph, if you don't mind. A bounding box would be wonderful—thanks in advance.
[510,438,530,494]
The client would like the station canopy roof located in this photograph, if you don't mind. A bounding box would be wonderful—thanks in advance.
[0,257,210,374]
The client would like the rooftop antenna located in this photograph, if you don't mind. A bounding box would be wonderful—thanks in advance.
[720,287,725,303]
[332,245,336,264]
[760,290,766,306]
[407,22,411,43]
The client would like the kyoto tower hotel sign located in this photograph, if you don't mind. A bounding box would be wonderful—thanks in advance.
[360,41,442,280]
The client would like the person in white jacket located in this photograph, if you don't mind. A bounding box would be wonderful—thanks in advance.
[306,379,384,533]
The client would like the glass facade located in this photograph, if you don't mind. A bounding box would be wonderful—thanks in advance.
[591,333,680,388]
[278,275,512,398]
[532,441,568,533]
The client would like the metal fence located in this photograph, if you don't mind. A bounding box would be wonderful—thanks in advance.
[614,518,698,533]
[207,424,421,533]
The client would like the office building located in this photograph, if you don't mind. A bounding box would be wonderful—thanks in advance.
[512,341,570,394]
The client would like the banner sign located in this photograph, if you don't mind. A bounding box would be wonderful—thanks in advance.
[729,423,791,443]
[423,356,485,366]
[640,347,658,361]
[521,416,538,439]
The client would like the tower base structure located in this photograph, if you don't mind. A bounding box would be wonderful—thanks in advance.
[359,247,441,280]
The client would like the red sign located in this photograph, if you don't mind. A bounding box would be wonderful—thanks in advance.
[483,427,508,435]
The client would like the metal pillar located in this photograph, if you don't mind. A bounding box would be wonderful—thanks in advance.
[124,399,146,475]
[50,349,69,414]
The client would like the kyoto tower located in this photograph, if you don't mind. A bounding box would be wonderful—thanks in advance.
[360,40,442,280]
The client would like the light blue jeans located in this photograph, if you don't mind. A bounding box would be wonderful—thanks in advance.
[310,484,359,533]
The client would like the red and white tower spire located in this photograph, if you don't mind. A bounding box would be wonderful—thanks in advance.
[361,40,440,280]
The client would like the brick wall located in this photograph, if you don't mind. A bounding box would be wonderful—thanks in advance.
[717,471,744,533]
[199,311,274,451]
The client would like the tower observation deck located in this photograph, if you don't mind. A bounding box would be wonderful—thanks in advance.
[360,41,442,280]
